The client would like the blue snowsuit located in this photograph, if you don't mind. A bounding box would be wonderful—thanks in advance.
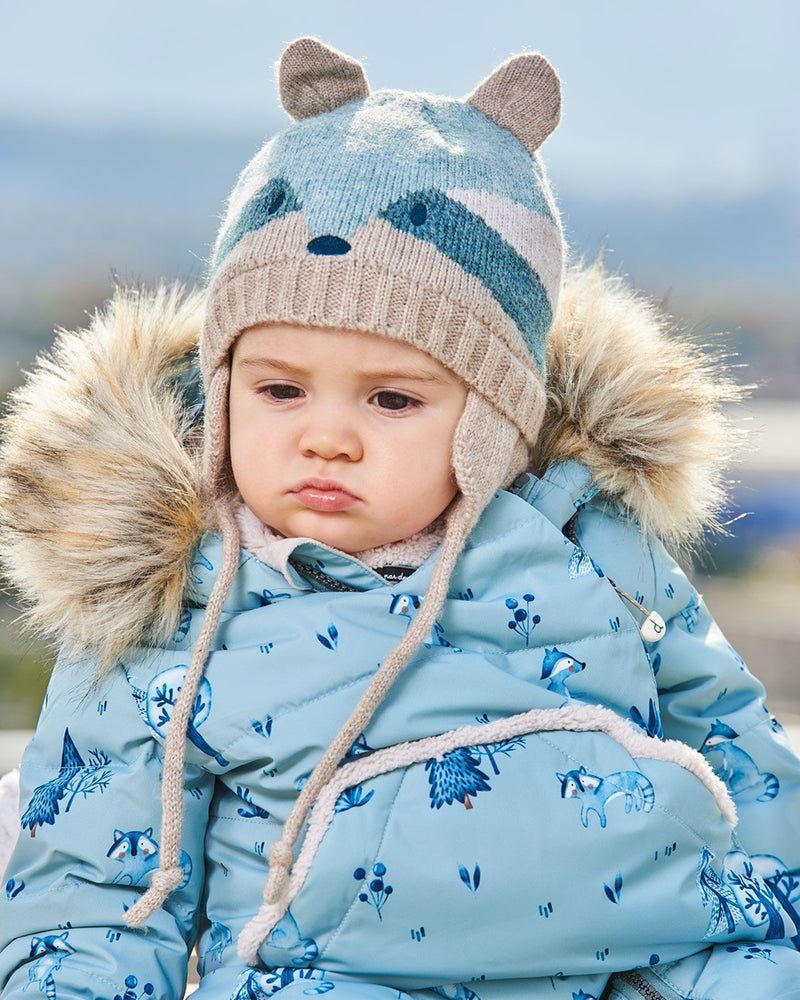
[1,283,799,1000]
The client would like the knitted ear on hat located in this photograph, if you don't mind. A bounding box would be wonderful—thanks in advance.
[467,52,561,155]
[279,36,370,120]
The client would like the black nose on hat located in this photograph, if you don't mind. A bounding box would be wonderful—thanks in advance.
[307,236,352,256]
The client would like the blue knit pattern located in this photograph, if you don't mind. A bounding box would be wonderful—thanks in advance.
[215,177,301,265]
[213,91,561,371]
[233,93,556,237]
[379,188,551,370]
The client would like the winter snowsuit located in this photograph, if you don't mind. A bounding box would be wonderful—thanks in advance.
[1,271,799,1000]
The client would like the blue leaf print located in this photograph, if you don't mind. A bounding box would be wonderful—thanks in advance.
[459,863,482,892]
[251,715,273,739]
[603,872,623,903]
[236,786,270,819]
[629,699,662,739]
[316,623,339,650]
[334,785,375,812]
[6,878,24,899]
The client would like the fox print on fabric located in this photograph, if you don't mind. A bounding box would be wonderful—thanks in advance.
[26,932,75,999]
[540,647,586,700]
[106,828,191,889]
[699,720,779,803]
[557,765,655,828]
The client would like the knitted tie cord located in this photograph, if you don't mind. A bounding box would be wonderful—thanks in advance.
[124,369,241,927]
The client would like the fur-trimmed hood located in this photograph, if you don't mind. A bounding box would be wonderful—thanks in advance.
[0,265,744,666]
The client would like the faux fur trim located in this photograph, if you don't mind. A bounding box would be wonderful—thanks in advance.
[0,267,745,661]
[0,285,206,668]
[535,262,746,548]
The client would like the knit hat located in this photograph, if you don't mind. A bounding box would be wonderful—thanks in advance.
[125,37,563,957]
[202,37,562,463]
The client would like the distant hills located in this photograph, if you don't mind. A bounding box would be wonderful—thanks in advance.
[2,119,798,395]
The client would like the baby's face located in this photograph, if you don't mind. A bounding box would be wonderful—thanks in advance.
[229,324,467,553]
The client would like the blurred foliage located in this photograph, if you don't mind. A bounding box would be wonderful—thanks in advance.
[0,601,51,729]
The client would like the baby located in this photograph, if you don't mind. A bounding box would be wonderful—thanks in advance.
[1,36,799,1000]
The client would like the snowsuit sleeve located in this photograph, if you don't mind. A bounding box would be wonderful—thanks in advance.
[0,656,214,1000]
[576,502,800,874]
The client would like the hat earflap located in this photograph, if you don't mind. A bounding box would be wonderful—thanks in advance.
[451,390,529,506]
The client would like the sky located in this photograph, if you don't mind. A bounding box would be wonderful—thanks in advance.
[2,0,799,199]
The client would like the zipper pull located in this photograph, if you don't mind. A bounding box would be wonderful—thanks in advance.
[608,579,666,643]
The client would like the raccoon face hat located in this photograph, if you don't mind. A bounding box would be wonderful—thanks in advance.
[202,36,562,464]
[126,37,564,955]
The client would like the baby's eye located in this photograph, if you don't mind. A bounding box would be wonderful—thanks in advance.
[261,383,303,401]
[371,391,419,412]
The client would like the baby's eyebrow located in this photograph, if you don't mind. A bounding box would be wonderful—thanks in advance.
[234,356,304,374]
[234,356,448,385]
[358,368,449,385]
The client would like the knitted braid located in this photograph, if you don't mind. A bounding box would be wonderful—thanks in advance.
[124,370,241,927]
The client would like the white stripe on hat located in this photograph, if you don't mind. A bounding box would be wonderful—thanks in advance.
[446,188,563,308]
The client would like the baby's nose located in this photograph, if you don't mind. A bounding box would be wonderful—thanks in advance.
[307,236,351,256]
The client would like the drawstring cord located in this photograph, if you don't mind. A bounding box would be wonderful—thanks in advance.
[125,371,240,928]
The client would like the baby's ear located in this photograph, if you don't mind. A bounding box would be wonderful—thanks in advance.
[278,36,370,121]
[467,52,561,153]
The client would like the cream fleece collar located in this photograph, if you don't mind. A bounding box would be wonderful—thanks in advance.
[235,502,446,581]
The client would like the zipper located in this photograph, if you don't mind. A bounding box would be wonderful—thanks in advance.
[610,969,681,1000]
[288,558,364,593]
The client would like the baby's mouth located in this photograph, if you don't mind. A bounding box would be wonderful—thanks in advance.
[291,480,360,513]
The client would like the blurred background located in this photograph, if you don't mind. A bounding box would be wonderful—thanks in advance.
[1,0,798,745]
